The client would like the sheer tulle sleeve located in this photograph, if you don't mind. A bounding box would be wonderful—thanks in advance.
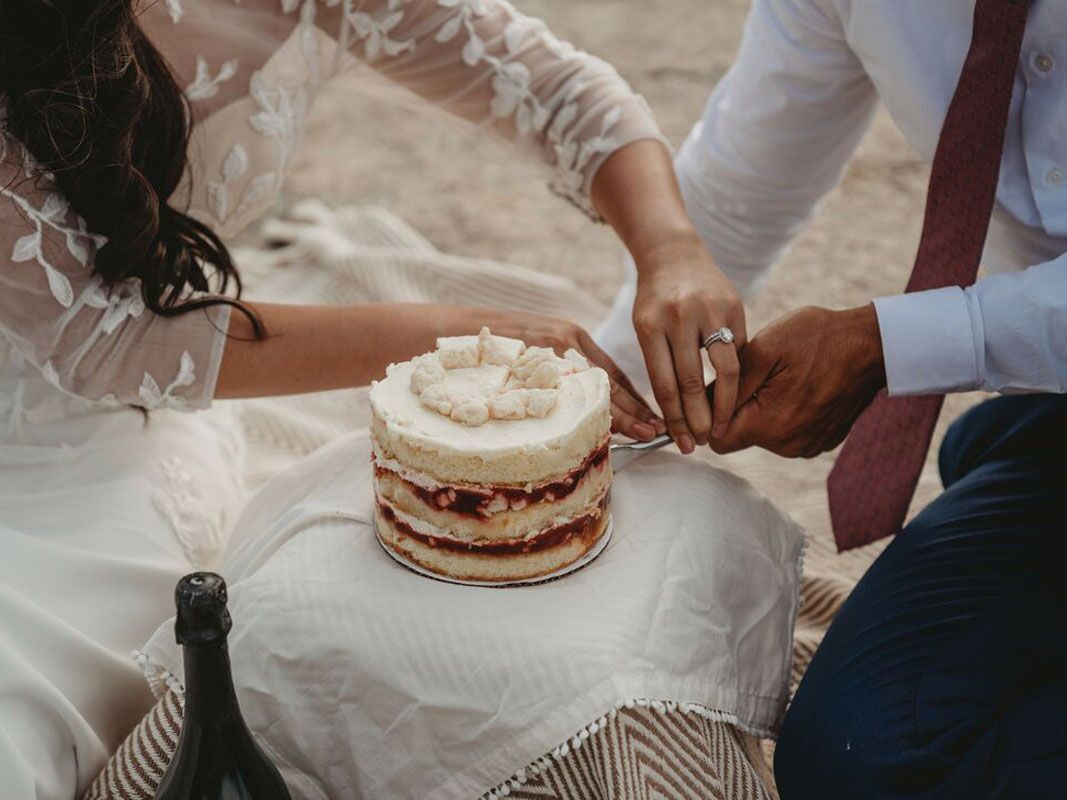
[146,1,666,229]
[188,0,668,220]
[0,133,229,410]
[320,0,668,217]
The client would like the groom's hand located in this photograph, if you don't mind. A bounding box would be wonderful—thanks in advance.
[709,305,886,458]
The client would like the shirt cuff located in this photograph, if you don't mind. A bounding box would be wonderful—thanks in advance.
[872,287,980,396]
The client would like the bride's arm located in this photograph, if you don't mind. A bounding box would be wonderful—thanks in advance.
[301,0,668,218]
[217,301,660,439]
[0,138,655,435]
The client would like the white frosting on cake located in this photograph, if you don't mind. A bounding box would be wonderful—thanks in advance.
[370,329,610,485]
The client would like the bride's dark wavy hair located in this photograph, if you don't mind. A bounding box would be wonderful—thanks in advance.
[0,0,263,335]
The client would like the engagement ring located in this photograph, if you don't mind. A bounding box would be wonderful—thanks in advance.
[702,327,736,348]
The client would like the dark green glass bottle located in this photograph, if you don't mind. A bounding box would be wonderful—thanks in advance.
[155,572,291,800]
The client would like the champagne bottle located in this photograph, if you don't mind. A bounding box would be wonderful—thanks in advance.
[155,572,292,800]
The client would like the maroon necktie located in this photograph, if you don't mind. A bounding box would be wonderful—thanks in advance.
[827,0,1031,552]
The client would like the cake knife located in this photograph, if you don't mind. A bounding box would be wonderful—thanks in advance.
[609,433,673,471]
[609,382,717,470]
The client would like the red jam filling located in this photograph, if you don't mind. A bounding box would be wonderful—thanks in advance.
[375,441,610,518]
[378,495,608,555]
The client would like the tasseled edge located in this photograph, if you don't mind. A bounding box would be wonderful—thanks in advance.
[477,698,775,799]
[132,649,185,699]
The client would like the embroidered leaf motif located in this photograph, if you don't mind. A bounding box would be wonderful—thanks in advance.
[435,15,462,43]
[40,193,69,222]
[100,288,146,335]
[11,231,40,263]
[174,351,196,388]
[65,232,89,266]
[462,35,484,66]
[186,57,239,102]
[601,105,622,133]
[139,373,163,408]
[83,280,110,310]
[40,360,61,388]
[221,144,249,182]
[206,181,229,222]
[531,104,550,133]
[504,20,527,53]
[249,72,271,109]
[187,56,212,100]
[232,173,277,222]
[383,36,415,57]
[164,0,183,23]
[300,0,320,83]
[218,58,239,84]
[44,265,74,308]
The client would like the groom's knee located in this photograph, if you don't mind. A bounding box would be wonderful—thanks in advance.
[773,677,875,799]
[938,395,1067,488]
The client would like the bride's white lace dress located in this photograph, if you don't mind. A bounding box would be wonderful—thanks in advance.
[0,3,801,798]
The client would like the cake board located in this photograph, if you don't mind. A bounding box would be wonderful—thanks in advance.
[373,517,614,588]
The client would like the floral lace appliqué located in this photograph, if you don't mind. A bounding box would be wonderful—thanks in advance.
[140,352,198,410]
[186,56,240,101]
[0,163,108,308]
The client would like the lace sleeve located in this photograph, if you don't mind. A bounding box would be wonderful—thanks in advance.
[0,132,230,411]
[316,0,669,218]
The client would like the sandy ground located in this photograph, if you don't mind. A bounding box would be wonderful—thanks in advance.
[282,0,985,561]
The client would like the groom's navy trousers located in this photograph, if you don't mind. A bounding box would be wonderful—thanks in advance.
[774,395,1067,799]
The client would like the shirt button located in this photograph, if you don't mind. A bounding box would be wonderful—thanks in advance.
[1047,168,1065,187]
[1035,53,1054,73]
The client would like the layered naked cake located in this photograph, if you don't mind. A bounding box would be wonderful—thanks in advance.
[370,328,612,582]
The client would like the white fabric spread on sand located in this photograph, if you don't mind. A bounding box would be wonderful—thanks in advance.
[140,431,803,800]
[1,199,801,800]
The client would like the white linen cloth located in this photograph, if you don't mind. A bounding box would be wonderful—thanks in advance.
[139,429,803,799]
[596,0,1067,398]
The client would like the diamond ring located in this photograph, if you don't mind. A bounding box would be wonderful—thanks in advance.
[702,327,736,349]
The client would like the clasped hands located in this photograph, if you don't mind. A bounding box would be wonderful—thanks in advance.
[628,236,887,459]
[705,305,887,458]
[512,240,888,459]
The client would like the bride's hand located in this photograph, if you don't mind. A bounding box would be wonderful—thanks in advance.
[489,311,666,442]
[632,236,747,454]
[587,139,747,455]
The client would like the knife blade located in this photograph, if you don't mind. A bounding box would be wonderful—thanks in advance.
[608,382,716,471]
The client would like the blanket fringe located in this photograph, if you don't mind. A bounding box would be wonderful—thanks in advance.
[132,650,184,699]
[478,698,771,799]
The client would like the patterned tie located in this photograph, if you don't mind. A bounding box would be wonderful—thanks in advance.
[827,0,1032,552]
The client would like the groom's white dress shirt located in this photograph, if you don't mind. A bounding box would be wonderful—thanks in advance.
[599,0,1067,397]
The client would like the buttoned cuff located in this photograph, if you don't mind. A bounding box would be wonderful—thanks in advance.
[873,287,980,396]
